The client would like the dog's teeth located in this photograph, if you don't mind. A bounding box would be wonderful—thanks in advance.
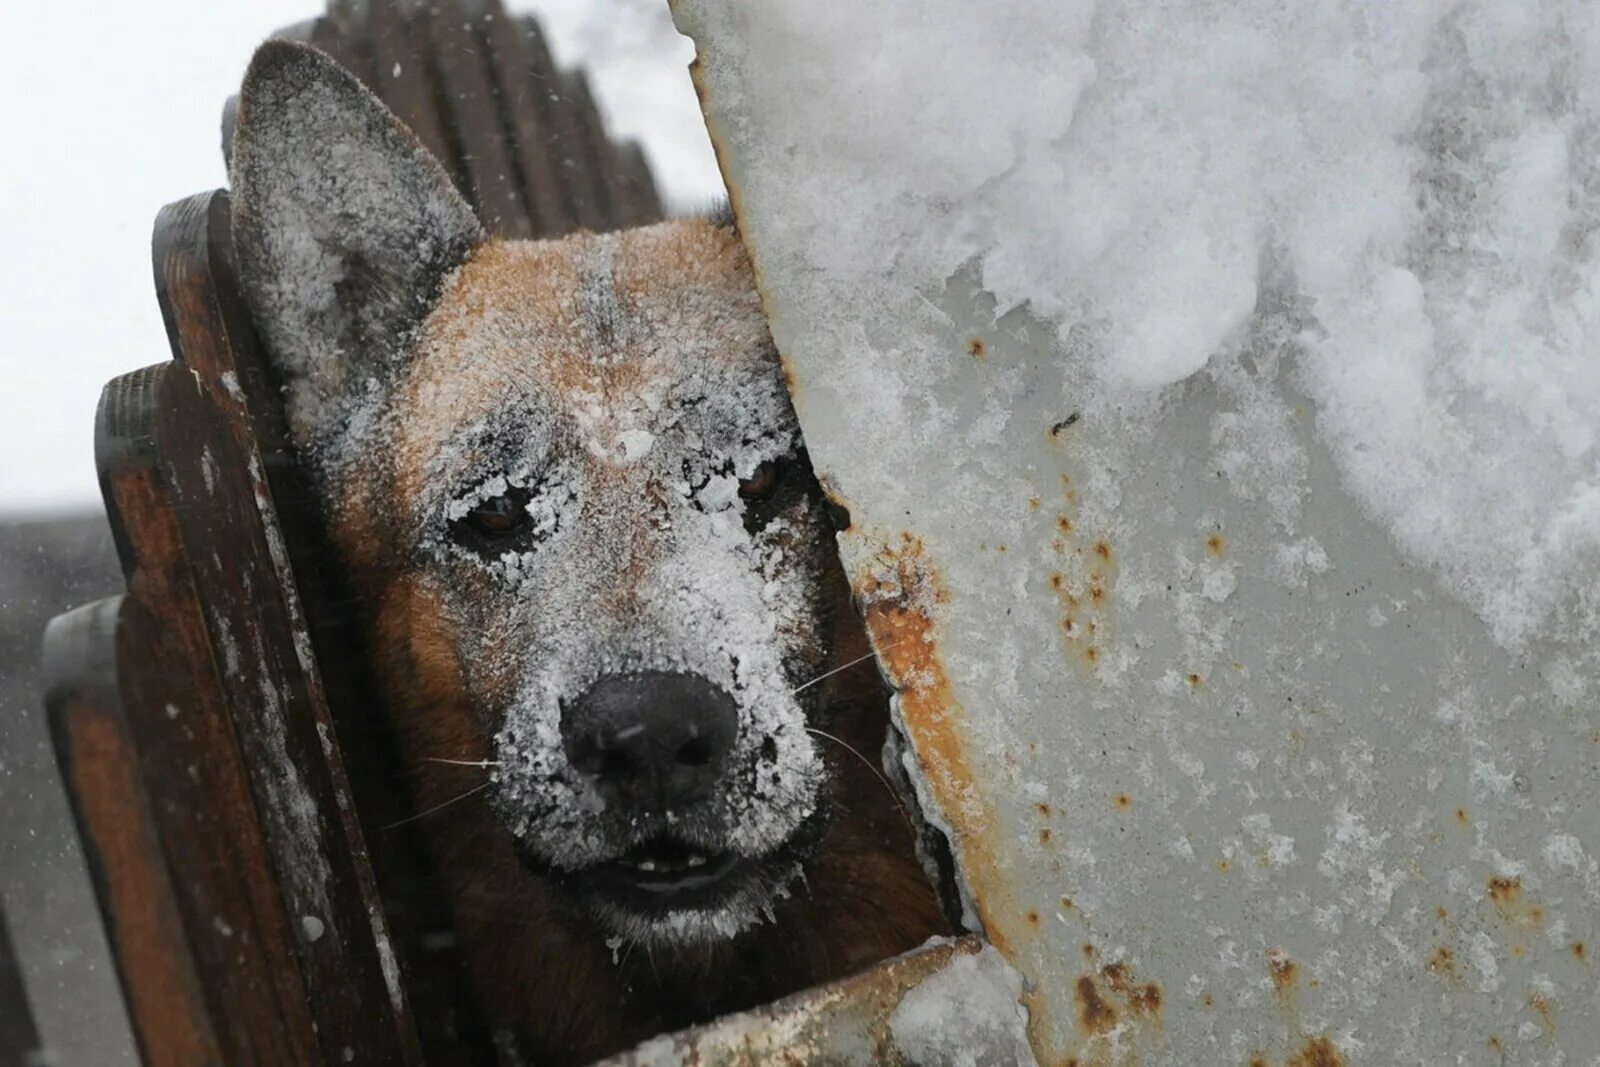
[637,859,659,872]
[687,854,706,867]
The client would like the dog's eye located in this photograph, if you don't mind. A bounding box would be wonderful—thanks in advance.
[738,460,783,501]
[466,492,529,536]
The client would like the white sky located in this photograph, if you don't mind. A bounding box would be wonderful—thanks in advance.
[0,0,720,516]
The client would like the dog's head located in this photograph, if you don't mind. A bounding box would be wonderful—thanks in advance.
[231,43,843,948]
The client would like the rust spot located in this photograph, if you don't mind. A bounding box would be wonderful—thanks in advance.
[1084,646,1100,664]
[1056,515,1075,534]
[967,336,986,359]
[1487,875,1521,905]
[1028,496,1041,510]
[1101,961,1130,991]
[1437,906,1449,920]
[1217,857,1232,873]
[1082,943,1097,959]
[1206,534,1226,557]
[1051,412,1082,436]
[1050,572,1066,590]
[1573,941,1587,961]
[1426,946,1456,976]
[1487,875,1543,927]
[1186,672,1203,688]
[1060,896,1074,910]
[1287,1036,1345,1067]
[1039,828,1053,845]
[1202,993,1215,1008]
[1530,993,1553,1028]
[1024,909,1041,927]
[1036,802,1052,817]
[1249,1058,1268,1067]
[1455,807,1469,826]
[1089,584,1106,604]
[1268,951,1298,991]
[853,533,1011,963]
[1094,541,1112,561]
[1113,793,1132,810]
[1075,975,1118,1035]
[1487,1036,1502,1052]
[1131,984,1162,1016]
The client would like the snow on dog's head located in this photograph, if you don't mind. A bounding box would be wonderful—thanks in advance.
[231,42,836,948]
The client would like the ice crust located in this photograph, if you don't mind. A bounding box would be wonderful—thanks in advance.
[676,0,1600,647]
[888,943,1036,1067]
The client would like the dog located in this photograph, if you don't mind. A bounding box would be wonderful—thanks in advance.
[230,41,948,1062]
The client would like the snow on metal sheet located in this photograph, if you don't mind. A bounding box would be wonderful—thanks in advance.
[674,2,1600,1064]
[601,936,1033,1066]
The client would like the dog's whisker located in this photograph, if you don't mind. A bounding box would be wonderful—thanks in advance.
[804,726,917,837]
[422,757,502,768]
[791,640,904,694]
[384,780,492,830]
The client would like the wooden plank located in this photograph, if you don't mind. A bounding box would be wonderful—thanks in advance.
[468,0,575,237]
[518,18,611,232]
[0,893,46,1067]
[563,69,628,231]
[44,597,227,1067]
[82,361,325,1066]
[421,2,533,238]
[614,140,665,228]
[369,1,464,192]
[150,190,424,1065]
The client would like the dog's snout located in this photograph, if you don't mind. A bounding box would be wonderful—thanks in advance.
[561,671,738,810]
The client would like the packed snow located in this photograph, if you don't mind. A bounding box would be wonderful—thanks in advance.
[675,0,1600,648]
[888,942,1036,1067]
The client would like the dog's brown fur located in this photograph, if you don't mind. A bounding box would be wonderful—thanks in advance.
[362,552,943,1061]
[231,41,948,1063]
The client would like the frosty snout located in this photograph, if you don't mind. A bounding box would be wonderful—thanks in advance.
[559,671,739,811]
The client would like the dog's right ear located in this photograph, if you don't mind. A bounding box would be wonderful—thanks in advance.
[230,41,484,452]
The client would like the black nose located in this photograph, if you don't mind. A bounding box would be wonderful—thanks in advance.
[560,671,738,811]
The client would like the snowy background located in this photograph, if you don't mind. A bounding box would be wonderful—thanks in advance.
[0,0,720,516]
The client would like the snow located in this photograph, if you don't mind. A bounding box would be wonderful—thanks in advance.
[887,942,1035,1067]
[674,0,1600,648]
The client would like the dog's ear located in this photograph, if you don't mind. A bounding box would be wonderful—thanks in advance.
[230,41,484,452]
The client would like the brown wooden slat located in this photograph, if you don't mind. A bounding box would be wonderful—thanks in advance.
[70,359,326,1067]
[614,140,665,228]
[0,892,47,1067]
[518,18,611,232]
[369,2,463,191]
[45,597,228,1067]
[560,68,631,232]
[420,1,533,238]
[151,190,425,1065]
[468,0,575,237]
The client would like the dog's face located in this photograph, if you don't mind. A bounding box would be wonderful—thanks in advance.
[231,44,838,948]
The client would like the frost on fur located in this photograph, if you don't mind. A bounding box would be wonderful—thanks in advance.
[229,41,483,470]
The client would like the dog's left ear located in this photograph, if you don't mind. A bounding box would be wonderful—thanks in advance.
[230,40,484,451]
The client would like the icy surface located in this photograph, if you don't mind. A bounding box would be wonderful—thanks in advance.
[680,1,1600,1062]
[888,943,1035,1067]
[676,0,1600,648]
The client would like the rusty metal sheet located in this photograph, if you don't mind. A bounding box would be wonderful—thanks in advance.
[600,936,1032,1067]
[674,4,1600,1065]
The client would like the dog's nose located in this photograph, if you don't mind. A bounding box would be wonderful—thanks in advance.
[561,671,739,810]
